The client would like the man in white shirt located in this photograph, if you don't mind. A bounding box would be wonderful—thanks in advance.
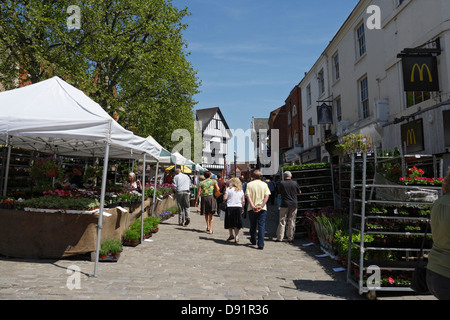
[245,170,271,249]
[173,169,192,226]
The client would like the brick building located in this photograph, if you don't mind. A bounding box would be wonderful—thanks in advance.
[269,84,304,166]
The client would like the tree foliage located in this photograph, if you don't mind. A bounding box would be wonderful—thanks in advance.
[0,0,199,149]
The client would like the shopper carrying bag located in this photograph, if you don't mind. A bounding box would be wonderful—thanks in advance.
[424,167,450,300]
[410,222,430,294]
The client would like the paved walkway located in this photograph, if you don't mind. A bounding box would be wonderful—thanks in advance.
[0,205,436,301]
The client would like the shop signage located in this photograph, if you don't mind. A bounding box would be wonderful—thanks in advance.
[317,103,333,124]
[402,56,439,92]
[401,119,424,153]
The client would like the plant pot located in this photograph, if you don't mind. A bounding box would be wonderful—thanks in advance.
[123,240,139,247]
[99,252,110,260]
[45,168,58,178]
[111,252,121,259]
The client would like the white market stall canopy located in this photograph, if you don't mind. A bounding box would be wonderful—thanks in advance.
[0,76,167,277]
[146,135,172,164]
[0,76,161,160]
[145,136,205,172]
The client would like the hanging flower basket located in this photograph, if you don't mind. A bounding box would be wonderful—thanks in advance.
[45,167,59,178]
[31,155,63,185]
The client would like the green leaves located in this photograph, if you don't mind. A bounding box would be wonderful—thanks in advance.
[22,195,100,211]
[0,0,199,147]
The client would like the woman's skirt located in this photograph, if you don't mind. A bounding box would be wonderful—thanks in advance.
[200,195,217,215]
[224,207,243,229]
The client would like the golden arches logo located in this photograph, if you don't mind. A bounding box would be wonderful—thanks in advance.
[406,129,417,146]
[411,64,433,83]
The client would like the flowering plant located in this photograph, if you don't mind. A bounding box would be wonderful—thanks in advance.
[399,166,443,186]
[43,189,83,198]
[407,166,424,179]
[31,155,63,186]
[0,198,20,209]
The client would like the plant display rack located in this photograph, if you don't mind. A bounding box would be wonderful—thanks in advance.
[282,163,335,235]
[0,147,32,197]
[346,152,441,299]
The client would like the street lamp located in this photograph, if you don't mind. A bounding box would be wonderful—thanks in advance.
[234,151,237,177]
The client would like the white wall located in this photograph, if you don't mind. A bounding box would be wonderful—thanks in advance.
[299,0,450,157]
[202,111,230,166]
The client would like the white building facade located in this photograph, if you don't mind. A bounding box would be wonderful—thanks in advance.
[298,0,450,168]
[196,107,232,174]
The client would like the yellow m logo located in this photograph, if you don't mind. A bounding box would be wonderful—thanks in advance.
[411,64,433,83]
[406,129,416,146]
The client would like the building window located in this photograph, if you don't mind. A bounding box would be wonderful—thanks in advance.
[333,53,340,81]
[292,105,297,117]
[288,111,292,125]
[360,77,369,119]
[288,134,292,148]
[308,118,313,148]
[444,110,450,148]
[406,91,431,108]
[294,131,298,145]
[215,119,220,129]
[356,23,366,58]
[335,96,342,122]
[306,84,312,107]
[318,69,325,95]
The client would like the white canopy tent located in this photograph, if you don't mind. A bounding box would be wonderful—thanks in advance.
[0,76,161,159]
[0,76,162,276]
[144,137,206,217]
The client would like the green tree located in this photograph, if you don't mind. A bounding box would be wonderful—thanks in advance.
[0,0,199,149]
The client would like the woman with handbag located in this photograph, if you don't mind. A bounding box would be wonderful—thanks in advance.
[426,167,450,300]
[195,171,220,234]
[223,177,245,243]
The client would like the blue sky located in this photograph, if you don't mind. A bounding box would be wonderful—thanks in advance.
[172,0,360,161]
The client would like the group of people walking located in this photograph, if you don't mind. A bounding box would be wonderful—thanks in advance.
[142,164,450,300]
[171,167,302,250]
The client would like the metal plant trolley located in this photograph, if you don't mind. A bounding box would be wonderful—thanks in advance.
[282,164,335,236]
[346,152,441,299]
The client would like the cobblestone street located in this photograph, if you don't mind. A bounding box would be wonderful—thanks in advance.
[0,205,436,301]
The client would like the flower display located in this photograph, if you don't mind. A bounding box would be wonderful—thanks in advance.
[0,199,20,209]
[43,189,82,198]
[399,166,443,186]
[30,155,62,179]
[407,166,424,178]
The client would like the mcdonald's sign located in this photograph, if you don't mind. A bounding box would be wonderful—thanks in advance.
[401,119,424,153]
[402,56,439,92]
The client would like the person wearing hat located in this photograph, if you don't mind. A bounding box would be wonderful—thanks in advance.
[276,171,302,243]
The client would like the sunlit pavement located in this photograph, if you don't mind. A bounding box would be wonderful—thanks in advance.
[0,205,436,301]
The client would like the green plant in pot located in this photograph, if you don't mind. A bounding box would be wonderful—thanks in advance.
[99,241,111,259]
[123,229,140,246]
[108,239,123,258]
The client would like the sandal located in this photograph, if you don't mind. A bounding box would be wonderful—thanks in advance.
[227,236,235,242]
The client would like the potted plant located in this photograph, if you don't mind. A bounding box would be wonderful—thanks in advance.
[109,239,123,259]
[83,166,101,186]
[99,241,111,260]
[123,229,140,246]
[31,155,62,180]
